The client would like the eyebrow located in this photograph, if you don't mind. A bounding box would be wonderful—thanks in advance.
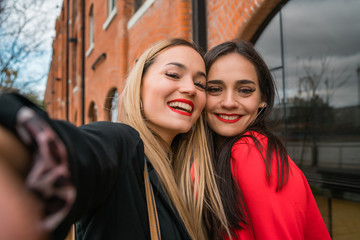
[207,79,255,85]
[166,62,206,78]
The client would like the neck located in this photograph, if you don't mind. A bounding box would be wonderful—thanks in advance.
[150,129,173,153]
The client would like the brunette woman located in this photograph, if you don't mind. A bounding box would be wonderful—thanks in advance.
[204,40,331,240]
[0,39,228,240]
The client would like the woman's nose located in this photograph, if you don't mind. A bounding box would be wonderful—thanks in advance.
[221,92,238,109]
[179,77,196,96]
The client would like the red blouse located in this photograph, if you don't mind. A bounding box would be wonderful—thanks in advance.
[227,131,331,240]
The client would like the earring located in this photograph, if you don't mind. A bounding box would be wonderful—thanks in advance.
[255,107,264,119]
[140,100,145,118]
[254,103,267,120]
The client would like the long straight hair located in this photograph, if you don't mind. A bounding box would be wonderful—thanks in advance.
[120,38,229,240]
[204,40,290,238]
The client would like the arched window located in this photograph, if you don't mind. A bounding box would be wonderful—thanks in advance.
[88,101,98,122]
[104,88,118,122]
[110,90,118,122]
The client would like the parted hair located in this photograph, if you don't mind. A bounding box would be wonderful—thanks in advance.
[120,38,229,240]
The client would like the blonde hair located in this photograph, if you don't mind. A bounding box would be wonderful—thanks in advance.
[120,39,229,239]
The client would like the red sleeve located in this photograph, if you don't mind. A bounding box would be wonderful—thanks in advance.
[230,132,331,240]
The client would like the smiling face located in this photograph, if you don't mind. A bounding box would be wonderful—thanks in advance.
[141,45,206,144]
[206,53,266,137]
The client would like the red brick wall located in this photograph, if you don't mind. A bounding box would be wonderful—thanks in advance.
[206,0,281,49]
[45,0,280,124]
[127,0,192,65]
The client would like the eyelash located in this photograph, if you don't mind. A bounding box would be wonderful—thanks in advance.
[194,82,206,90]
[239,88,255,94]
[166,72,206,90]
[165,72,180,79]
[206,86,222,93]
[206,86,256,95]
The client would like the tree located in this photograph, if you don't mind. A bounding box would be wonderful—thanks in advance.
[0,0,59,98]
[292,54,350,166]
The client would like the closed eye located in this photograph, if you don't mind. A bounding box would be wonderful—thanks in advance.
[194,82,206,90]
[165,72,180,79]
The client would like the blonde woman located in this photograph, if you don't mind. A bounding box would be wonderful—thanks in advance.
[0,39,228,239]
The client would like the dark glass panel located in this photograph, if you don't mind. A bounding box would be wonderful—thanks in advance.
[134,0,145,13]
[255,1,360,237]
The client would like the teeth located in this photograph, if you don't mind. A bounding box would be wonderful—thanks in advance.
[218,114,240,120]
[168,102,193,113]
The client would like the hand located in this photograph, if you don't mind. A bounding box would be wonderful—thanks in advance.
[0,126,48,239]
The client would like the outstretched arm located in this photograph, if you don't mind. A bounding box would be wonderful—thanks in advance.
[0,93,145,239]
[0,125,48,240]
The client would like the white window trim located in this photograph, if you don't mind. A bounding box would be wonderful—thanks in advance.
[87,5,94,57]
[86,43,94,57]
[103,7,117,30]
[127,0,155,29]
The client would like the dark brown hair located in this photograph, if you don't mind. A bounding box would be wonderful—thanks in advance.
[204,40,289,239]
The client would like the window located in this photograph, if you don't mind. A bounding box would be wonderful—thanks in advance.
[88,101,98,122]
[110,90,118,122]
[127,0,155,29]
[71,36,77,86]
[109,0,116,13]
[86,5,94,56]
[254,0,360,238]
[103,0,117,30]
[134,0,145,13]
[105,88,118,122]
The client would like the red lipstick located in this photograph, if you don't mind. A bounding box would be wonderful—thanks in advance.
[215,113,242,123]
[167,99,194,116]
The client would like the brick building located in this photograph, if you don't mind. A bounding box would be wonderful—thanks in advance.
[46,0,360,238]
[45,0,282,125]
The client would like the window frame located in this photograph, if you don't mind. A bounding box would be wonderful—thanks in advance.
[127,0,155,29]
[103,0,117,30]
[86,5,94,57]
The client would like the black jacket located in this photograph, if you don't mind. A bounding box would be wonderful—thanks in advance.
[0,93,191,240]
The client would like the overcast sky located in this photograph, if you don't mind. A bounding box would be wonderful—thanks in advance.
[16,0,63,98]
[255,0,360,108]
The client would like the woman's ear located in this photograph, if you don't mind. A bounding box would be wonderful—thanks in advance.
[259,102,267,108]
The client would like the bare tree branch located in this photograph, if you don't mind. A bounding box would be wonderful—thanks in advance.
[0,0,58,95]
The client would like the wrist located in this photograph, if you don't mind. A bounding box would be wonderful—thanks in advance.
[0,125,31,178]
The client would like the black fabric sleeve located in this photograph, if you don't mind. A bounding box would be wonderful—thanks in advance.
[0,93,144,238]
[54,120,144,238]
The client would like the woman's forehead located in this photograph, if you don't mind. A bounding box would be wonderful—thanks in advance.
[152,45,205,72]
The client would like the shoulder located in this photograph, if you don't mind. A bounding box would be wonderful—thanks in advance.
[230,132,269,187]
[79,121,140,140]
[80,121,138,133]
[76,122,144,159]
[230,131,270,175]
[230,131,267,166]
[232,131,267,151]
